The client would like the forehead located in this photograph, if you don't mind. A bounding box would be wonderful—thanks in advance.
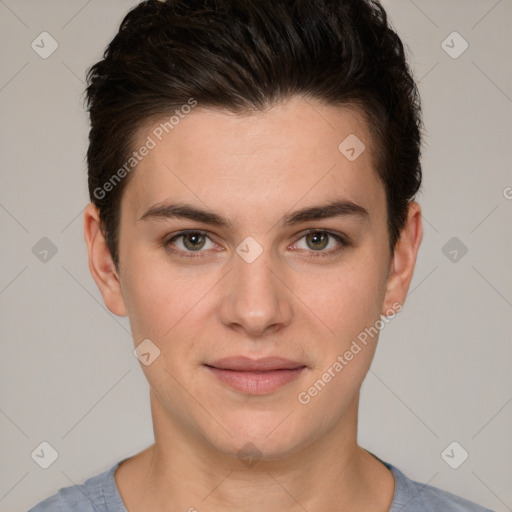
[122,96,385,222]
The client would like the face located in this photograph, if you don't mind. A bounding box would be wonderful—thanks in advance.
[86,96,421,462]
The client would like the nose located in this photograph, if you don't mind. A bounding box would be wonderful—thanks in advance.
[218,244,293,337]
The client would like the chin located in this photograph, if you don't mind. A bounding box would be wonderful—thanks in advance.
[202,410,316,464]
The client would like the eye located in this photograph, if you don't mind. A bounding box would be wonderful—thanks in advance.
[164,228,349,260]
[291,230,348,257]
[165,230,218,256]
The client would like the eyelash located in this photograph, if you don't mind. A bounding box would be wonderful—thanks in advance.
[164,229,349,260]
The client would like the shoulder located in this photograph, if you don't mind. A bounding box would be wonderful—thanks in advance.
[387,462,495,512]
[28,462,125,512]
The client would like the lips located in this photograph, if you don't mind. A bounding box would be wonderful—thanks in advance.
[206,356,305,372]
[204,357,306,394]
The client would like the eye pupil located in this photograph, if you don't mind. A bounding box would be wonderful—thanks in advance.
[183,233,206,251]
[306,232,329,251]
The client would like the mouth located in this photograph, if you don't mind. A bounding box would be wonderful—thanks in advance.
[204,357,307,395]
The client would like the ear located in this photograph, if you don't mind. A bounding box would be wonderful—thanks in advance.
[83,203,127,317]
[382,201,423,315]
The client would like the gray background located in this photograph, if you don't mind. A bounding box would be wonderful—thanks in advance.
[0,0,511,510]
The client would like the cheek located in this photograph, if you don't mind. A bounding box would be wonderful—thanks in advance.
[121,273,167,341]
[120,251,219,345]
[301,258,387,344]
[295,266,385,414]
[119,246,176,341]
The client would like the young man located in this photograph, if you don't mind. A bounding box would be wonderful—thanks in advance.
[30,0,493,510]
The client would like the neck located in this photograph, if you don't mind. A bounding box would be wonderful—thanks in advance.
[115,392,394,512]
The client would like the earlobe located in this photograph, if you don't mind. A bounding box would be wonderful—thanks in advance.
[381,201,423,315]
[83,203,128,317]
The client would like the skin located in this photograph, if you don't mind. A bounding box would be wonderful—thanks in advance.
[84,96,422,511]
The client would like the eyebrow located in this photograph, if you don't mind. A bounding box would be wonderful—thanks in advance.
[137,199,369,227]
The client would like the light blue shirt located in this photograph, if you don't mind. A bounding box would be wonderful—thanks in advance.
[29,458,494,511]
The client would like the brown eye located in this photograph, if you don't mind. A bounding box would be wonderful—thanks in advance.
[166,230,216,255]
[305,232,329,251]
[182,232,206,251]
[292,230,348,258]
